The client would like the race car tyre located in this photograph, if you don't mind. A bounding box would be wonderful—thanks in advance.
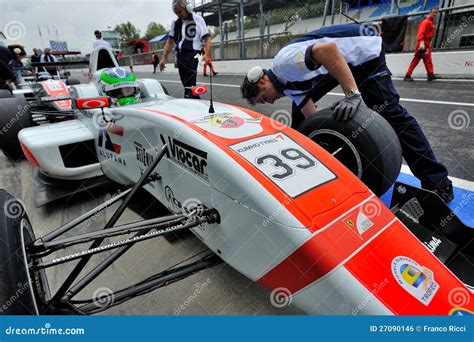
[0,90,13,99]
[0,190,50,314]
[298,106,402,196]
[66,78,81,86]
[0,95,33,162]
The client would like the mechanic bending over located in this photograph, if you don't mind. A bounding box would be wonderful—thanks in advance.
[159,0,212,99]
[0,42,19,93]
[241,24,454,202]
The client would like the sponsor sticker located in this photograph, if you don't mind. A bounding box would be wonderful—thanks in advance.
[449,307,474,316]
[392,256,440,306]
[191,112,263,139]
[230,133,336,198]
[343,209,374,236]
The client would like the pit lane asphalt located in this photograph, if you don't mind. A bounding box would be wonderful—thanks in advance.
[0,70,472,316]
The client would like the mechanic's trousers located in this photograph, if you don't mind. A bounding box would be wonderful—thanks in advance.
[177,50,200,99]
[291,51,451,190]
[405,41,434,76]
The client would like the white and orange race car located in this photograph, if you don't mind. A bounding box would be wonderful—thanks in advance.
[0,47,472,315]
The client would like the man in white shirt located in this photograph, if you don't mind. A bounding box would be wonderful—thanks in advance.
[92,30,112,50]
[159,0,212,99]
[241,23,454,203]
[40,48,58,75]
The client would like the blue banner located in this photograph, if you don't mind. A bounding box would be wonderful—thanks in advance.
[0,316,472,342]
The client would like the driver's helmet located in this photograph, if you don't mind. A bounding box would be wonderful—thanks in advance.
[99,67,140,106]
[36,71,52,81]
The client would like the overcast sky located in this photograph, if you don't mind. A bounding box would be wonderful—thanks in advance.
[0,0,177,54]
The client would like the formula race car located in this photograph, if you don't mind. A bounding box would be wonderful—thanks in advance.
[0,47,472,315]
[0,60,86,161]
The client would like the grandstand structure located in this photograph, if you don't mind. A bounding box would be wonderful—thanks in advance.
[189,0,474,60]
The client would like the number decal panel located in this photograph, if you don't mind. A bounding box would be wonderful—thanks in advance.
[230,133,337,198]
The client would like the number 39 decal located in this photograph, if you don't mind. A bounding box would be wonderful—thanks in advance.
[256,148,316,180]
[231,133,337,198]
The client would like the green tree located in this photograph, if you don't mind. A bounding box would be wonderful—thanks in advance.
[144,22,167,40]
[114,21,140,45]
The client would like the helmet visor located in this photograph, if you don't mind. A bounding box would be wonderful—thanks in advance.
[107,87,138,99]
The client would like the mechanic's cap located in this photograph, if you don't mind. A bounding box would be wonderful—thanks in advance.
[94,30,102,37]
[247,66,264,84]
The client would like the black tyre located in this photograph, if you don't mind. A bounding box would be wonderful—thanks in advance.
[0,90,13,99]
[0,96,33,162]
[298,106,402,196]
[0,190,50,314]
[66,78,81,86]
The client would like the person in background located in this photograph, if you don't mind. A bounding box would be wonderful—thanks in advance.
[30,48,41,63]
[40,48,58,76]
[0,42,18,92]
[151,52,159,74]
[9,48,25,80]
[404,7,439,82]
[159,0,212,99]
[93,30,112,50]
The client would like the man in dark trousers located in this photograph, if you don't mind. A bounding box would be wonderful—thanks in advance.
[404,7,439,82]
[241,23,454,202]
[0,42,18,93]
[159,0,212,98]
[151,52,159,74]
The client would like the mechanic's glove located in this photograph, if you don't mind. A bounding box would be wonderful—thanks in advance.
[331,93,362,122]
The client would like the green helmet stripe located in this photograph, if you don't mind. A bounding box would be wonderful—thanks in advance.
[101,71,136,84]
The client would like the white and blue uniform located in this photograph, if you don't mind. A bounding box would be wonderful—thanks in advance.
[269,23,451,191]
[268,24,384,109]
[168,12,210,98]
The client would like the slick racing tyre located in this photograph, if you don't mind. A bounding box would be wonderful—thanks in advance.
[298,106,402,196]
[0,95,33,162]
[0,90,13,99]
[0,190,50,314]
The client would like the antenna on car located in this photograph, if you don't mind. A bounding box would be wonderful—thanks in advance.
[208,64,215,114]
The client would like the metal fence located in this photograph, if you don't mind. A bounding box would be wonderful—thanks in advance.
[117,3,474,67]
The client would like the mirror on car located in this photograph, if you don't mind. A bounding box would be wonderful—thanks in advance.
[75,97,111,110]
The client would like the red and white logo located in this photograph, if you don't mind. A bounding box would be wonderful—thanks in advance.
[76,97,111,110]
[192,85,207,97]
